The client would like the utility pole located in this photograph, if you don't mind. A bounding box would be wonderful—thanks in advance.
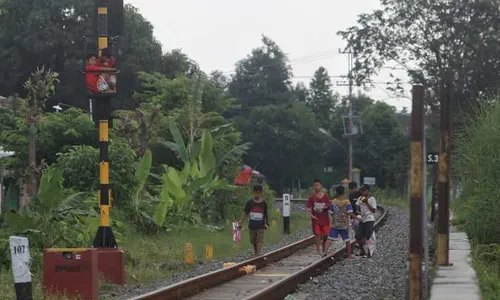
[408,85,424,300]
[338,49,354,180]
[437,77,452,266]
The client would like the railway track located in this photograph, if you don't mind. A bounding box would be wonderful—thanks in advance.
[129,206,388,300]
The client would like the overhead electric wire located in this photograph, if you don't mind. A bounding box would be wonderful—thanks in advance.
[218,49,342,75]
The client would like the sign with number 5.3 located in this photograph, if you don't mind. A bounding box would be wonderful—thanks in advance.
[427,152,439,164]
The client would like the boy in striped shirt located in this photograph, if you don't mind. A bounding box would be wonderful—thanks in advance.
[324,185,360,258]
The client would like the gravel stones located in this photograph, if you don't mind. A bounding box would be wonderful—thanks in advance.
[293,207,410,300]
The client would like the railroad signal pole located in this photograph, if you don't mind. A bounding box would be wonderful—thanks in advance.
[437,78,452,266]
[408,85,424,300]
[92,0,117,249]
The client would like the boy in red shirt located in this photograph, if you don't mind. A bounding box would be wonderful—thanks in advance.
[307,179,331,255]
[98,48,116,67]
[85,54,100,93]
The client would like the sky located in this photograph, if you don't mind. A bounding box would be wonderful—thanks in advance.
[124,0,412,112]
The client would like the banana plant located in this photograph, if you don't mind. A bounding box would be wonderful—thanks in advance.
[129,149,159,230]
[161,118,252,171]
[153,128,236,226]
[3,166,96,248]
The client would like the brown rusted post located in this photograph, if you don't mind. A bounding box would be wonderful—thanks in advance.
[437,78,451,266]
[409,85,424,300]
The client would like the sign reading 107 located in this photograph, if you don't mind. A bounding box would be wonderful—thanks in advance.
[427,152,439,164]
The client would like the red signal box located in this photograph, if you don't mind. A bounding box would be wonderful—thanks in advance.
[43,248,98,300]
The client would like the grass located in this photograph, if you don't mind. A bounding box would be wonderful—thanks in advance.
[471,245,500,300]
[121,211,310,284]
[0,211,311,299]
[451,100,500,298]
[371,188,408,208]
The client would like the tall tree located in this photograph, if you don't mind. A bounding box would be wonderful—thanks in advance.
[23,68,59,197]
[114,4,164,109]
[229,35,293,108]
[0,0,91,98]
[293,82,309,103]
[0,1,166,110]
[338,0,500,128]
[202,71,238,114]
[321,93,374,180]
[132,72,193,111]
[309,67,336,128]
[240,102,322,192]
[355,102,408,189]
[160,49,200,79]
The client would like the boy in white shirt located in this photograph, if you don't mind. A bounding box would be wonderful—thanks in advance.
[355,184,377,258]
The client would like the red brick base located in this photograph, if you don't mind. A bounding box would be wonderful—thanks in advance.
[96,248,125,285]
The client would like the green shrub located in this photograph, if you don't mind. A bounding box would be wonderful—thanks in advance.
[55,137,138,207]
[472,244,500,300]
[454,100,500,298]
[454,101,500,244]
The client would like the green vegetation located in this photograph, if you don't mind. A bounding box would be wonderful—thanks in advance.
[371,189,408,209]
[471,245,500,300]
[342,1,500,296]
[454,100,500,299]
[0,1,412,299]
[3,0,500,297]
[0,211,311,299]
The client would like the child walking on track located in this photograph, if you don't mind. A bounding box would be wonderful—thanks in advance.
[307,179,331,256]
[324,186,360,258]
[238,185,269,257]
[355,184,377,258]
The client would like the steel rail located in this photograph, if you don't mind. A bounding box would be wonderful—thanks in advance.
[246,206,388,300]
[129,206,388,300]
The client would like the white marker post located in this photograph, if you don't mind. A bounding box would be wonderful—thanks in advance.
[282,194,291,234]
[9,236,32,300]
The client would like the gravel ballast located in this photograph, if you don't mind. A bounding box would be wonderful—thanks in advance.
[107,227,314,299]
[292,207,409,300]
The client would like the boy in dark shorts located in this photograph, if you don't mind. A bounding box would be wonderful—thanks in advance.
[307,179,331,255]
[348,181,361,245]
[355,184,377,258]
[324,186,360,258]
[238,185,269,256]
[348,181,360,215]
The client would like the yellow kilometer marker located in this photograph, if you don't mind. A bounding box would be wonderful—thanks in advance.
[184,243,194,264]
[205,244,213,261]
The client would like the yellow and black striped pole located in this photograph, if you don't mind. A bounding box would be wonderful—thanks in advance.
[93,0,117,248]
